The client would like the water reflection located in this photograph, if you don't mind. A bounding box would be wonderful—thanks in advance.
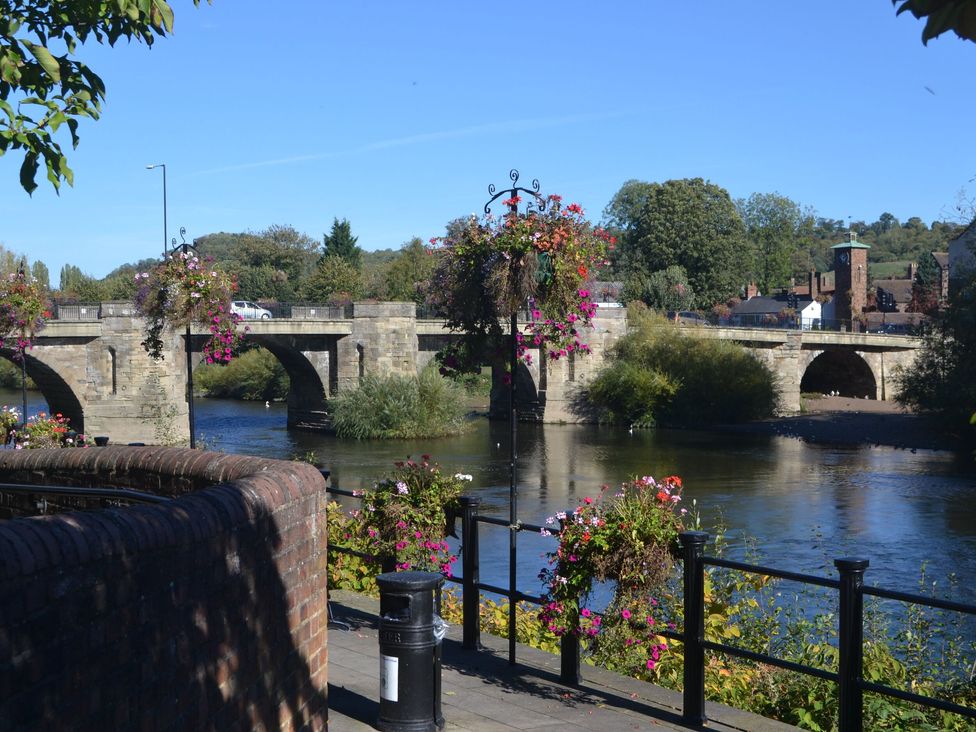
[2,388,973,603]
[188,398,976,603]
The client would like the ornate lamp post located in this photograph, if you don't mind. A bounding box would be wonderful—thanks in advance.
[146,163,168,256]
[483,170,549,664]
[172,228,197,449]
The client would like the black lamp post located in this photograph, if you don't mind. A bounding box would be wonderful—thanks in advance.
[483,170,548,664]
[146,163,168,257]
[17,260,28,427]
[170,227,196,448]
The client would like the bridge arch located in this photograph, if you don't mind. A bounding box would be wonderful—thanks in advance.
[800,350,877,399]
[1,350,84,430]
[240,336,334,430]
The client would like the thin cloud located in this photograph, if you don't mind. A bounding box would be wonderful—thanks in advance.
[190,112,625,176]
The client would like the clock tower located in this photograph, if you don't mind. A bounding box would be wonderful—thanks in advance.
[832,232,870,328]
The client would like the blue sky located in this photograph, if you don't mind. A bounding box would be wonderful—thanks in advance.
[1,1,974,281]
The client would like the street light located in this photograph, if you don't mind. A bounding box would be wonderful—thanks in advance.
[146,163,168,256]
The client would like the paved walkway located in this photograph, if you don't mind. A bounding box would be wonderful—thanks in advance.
[327,591,797,731]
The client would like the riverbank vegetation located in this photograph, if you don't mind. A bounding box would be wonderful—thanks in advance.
[326,467,976,730]
[329,367,469,439]
[194,347,288,401]
[896,269,976,449]
[585,305,779,426]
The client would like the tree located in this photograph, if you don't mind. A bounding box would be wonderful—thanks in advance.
[385,238,436,303]
[897,269,976,447]
[908,251,941,314]
[322,218,362,267]
[297,254,364,304]
[1,0,206,193]
[604,178,749,308]
[30,260,49,290]
[622,265,695,312]
[893,0,976,43]
[737,192,807,295]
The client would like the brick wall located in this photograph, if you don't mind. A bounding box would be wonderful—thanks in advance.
[0,447,329,731]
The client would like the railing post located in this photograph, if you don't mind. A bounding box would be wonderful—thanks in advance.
[459,496,481,650]
[560,628,581,685]
[835,558,868,732]
[558,511,581,685]
[680,531,709,726]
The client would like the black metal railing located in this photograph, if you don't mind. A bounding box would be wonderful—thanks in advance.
[325,485,976,729]
[0,482,170,518]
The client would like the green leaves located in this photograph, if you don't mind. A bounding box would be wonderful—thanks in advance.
[22,40,60,82]
[1,0,206,193]
[893,0,976,44]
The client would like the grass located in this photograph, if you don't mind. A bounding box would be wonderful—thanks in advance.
[329,366,469,439]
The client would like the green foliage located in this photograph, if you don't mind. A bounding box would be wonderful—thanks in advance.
[322,218,363,267]
[585,360,677,427]
[621,265,696,312]
[1,0,207,193]
[909,251,942,314]
[298,254,364,304]
[194,347,289,401]
[895,269,976,445]
[0,358,35,388]
[385,238,436,303]
[587,307,779,426]
[329,366,469,439]
[738,192,812,295]
[893,0,976,43]
[605,178,748,308]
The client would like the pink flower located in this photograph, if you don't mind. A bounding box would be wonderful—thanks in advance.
[621,609,632,620]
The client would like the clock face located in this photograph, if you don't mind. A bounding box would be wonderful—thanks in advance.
[839,251,850,265]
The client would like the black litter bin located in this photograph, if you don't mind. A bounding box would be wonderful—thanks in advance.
[376,570,446,732]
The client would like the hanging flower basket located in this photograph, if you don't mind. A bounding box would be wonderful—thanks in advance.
[134,250,245,362]
[427,194,613,373]
[538,475,686,674]
[0,271,50,354]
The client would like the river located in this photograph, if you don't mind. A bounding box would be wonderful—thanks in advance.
[4,389,976,605]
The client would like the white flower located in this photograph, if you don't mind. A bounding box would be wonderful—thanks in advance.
[555,511,567,521]
[396,481,409,495]
[453,473,473,482]
[540,528,552,537]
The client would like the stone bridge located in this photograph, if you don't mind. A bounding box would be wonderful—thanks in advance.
[5,302,921,444]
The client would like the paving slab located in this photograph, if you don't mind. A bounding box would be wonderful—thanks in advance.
[327,590,798,732]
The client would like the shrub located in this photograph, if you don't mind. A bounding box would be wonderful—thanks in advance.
[585,361,677,426]
[587,307,779,426]
[330,367,468,439]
